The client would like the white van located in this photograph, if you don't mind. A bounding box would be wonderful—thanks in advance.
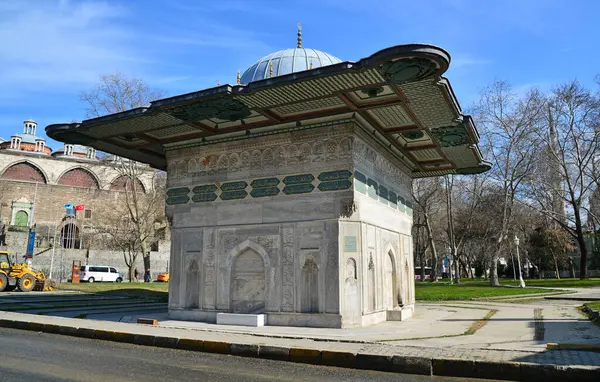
[80,265,123,283]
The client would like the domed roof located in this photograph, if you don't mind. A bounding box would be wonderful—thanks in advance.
[53,144,90,155]
[20,133,40,144]
[240,48,342,85]
[24,118,36,124]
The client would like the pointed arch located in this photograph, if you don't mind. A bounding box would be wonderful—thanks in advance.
[224,239,270,268]
[57,167,100,189]
[1,160,47,183]
[384,243,400,309]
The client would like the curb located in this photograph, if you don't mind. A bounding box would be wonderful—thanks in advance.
[547,343,600,351]
[545,296,600,301]
[0,318,599,381]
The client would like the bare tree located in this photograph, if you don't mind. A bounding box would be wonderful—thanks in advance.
[473,80,544,286]
[529,81,600,279]
[412,203,430,281]
[449,174,489,279]
[412,177,443,282]
[81,72,167,274]
[80,72,166,118]
[96,169,166,280]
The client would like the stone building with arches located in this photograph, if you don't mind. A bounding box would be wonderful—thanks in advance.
[0,119,159,254]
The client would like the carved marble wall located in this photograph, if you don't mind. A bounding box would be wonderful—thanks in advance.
[165,120,414,328]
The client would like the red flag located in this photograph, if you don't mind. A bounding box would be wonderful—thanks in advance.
[75,204,85,211]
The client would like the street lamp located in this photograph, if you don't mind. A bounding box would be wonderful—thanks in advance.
[513,235,526,288]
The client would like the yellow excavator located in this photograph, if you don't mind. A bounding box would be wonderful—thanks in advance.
[0,248,53,292]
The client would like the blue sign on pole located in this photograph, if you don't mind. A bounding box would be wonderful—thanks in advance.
[26,230,36,258]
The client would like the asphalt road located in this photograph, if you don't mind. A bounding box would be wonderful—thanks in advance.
[0,327,506,382]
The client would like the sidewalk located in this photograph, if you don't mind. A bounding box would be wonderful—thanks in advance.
[1,309,598,381]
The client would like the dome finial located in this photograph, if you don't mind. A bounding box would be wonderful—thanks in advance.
[236,69,241,85]
[269,61,273,78]
[217,80,220,86]
[297,22,302,48]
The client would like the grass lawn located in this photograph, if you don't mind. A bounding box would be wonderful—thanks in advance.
[415,281,555,301]
[55,282,169,301]
[580,302,600,325]
[584,302,600,312]
[508,278,600,288]
[448,278,600,288]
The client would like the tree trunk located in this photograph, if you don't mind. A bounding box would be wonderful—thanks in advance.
[574,208,588,279]
[553,255,560,279]
[143,253,151,275]
[453,247,460,284]
[424,214,438,282]
[568,257,576,278]
[489,244,501,286]
[419,248,425,282]
[123,248,135,282]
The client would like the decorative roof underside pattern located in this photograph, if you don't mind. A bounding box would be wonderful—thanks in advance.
[46,44,490,177]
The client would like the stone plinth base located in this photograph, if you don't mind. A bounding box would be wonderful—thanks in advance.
[216,313,265,327]
[386,306,414,321]
[266,313,342,328]
[169,309,343,328]
[360,310,388,327]
[169,309,217,323]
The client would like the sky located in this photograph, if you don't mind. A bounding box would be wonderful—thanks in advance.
[1,0,599,150]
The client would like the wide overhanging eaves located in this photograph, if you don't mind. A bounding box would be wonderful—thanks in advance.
[46,44,490,176]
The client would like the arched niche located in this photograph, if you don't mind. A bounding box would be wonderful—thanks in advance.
[230,248,266,313]
[300,257,319,313]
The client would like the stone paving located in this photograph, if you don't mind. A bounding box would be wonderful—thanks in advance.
[1,287,599,368]
[0,290,167,319]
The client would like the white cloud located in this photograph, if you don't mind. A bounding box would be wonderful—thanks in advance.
[451,55,492,69]
[0,0,145,94]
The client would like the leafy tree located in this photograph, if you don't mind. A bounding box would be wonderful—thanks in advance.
[528,227,573,278]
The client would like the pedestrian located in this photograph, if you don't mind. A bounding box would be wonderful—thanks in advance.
[144,268,151,283]
[134,268,139,282]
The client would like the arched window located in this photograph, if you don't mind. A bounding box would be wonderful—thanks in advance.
[109,176,145,192]
[60,222,80,249]
[58,168,99,189]
[1,162,47,183]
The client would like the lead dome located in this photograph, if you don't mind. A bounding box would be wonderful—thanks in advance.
[240,48,341,85]
[239,24,341,85]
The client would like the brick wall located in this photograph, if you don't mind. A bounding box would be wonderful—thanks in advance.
[0,142,52,155]
[1,162,47,183]
[57,168,99,188]
[0,179,120,226]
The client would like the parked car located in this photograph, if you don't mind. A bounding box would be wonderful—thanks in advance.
[80,265,123,283]
[156,272,170,282]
